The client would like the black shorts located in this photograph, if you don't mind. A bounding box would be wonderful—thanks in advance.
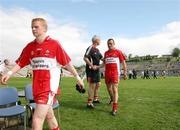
[86,69,100,83]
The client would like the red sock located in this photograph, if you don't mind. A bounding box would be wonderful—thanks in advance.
[113,103,118,112]
[94,96,98,101]
[88,98,92,104]
[51,126,59,130]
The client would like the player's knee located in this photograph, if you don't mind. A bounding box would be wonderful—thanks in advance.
[46,112,54,121]
[96,83,100,89]
[46,112,58,129]
[33,112,46,124]
[89,83,95,89]
[97,82,101,86]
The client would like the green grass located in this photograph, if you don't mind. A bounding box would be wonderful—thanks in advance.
[1,77,180,130]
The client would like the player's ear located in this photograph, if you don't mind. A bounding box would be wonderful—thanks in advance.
[43,27,47,33]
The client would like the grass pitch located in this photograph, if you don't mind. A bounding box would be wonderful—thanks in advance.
[3,77,180,130]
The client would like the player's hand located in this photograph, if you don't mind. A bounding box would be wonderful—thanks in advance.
[77,78,84,89]
[1,74,10,85]
[92,65,99,70]
[124,74,127,80]
[76,78,86,93]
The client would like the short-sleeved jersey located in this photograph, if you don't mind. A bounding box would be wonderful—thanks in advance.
[84,45,103,70]
[16,36,71,100]
[104,49,125,76]
[84,45,102,83]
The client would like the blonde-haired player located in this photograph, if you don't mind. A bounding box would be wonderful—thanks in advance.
[1,18,84,130]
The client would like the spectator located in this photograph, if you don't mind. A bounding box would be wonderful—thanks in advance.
[132,69,137,79]
[128,70,133,79]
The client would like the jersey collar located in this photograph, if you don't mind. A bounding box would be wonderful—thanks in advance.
[34,35,51,44]
[45,36,51,41]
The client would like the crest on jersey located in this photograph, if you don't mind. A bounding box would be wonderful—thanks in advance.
[45,49,50,56]
[31,51,34,56]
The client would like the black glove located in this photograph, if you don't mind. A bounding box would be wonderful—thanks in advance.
[76,84,86,94]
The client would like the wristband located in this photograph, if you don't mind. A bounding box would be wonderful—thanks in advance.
[76,75,81,81]
[7,71,13,76]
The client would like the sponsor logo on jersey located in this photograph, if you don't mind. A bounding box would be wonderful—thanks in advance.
[30,57,56,70]
[105,57,117,64]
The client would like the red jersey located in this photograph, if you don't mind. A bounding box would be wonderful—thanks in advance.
[16,36,71,102]
[104,49,125,76]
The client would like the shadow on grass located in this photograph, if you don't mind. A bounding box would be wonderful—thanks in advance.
[60,100,111,114]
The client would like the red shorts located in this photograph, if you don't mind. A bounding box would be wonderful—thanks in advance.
[34,87,60,105]
[105,71,119,84]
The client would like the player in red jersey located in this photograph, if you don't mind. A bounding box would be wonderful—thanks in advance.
[1,18,84,130]
[104,38,127,116]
